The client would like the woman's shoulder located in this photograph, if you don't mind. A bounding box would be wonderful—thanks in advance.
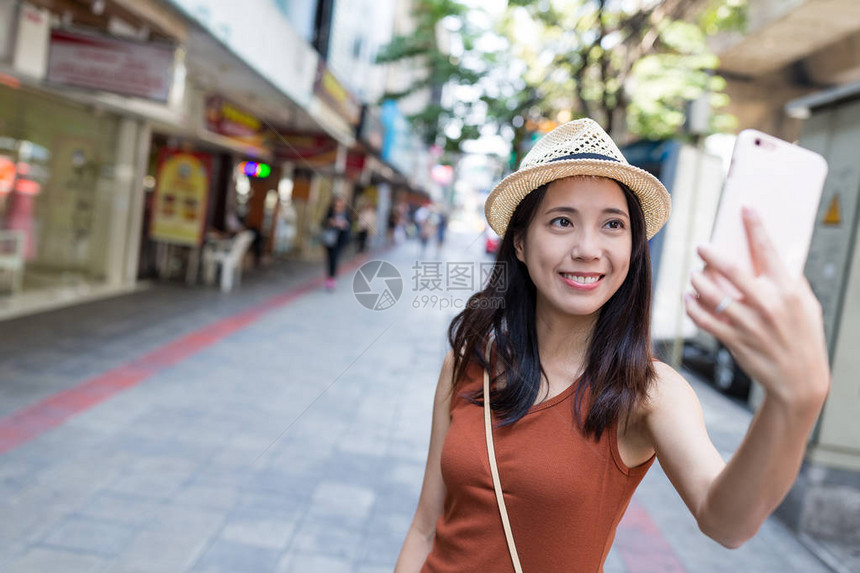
[636,359,700,421]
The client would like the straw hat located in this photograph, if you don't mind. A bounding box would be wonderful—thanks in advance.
[485,118,671,239]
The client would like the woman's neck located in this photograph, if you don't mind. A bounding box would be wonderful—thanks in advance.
[534,297,596,370]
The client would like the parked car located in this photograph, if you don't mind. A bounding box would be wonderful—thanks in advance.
[485,226,500,255]
[682,332,752,400]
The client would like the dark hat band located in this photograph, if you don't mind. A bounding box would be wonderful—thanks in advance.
[550,152,620,162]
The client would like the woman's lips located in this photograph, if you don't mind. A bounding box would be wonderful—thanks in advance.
[559,272,604,291]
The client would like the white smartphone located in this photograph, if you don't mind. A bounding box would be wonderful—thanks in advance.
[708,129,828,281]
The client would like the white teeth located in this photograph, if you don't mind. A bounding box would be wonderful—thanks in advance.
[561,273,600,284]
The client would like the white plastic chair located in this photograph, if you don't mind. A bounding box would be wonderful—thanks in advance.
[202,230,255,293]
[0,230,25,294]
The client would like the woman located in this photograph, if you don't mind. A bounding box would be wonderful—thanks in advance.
[321,195,351,291]
[394,119,830,572]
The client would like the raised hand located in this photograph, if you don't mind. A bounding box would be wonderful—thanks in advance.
[684,207,830,410]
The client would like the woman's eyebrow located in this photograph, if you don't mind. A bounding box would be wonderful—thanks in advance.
[544,206,629,218]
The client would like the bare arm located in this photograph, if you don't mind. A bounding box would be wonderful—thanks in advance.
[394,349,455,572]
[646,207,830,548]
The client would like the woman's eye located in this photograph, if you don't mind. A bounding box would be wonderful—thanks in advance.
[605,219,626,230]
[550,217,572,228]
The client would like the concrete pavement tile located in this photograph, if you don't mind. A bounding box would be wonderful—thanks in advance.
[0,485,81,542]
[40,516,135,556]
[105,461,197,500]
[3,547,105,573]
[142,506,225,537]
[386,460,425,488]
[219,510,297,550]
[76,492,165,526]
[355,566,390,573]
[276,552,352,573]
[306,481,375,529]
[113,431,217,461]
[290,520,362,560]
[321,452,389,489]
[173,483,239,511]
[0,536,26,571]
[371,484,421,517]
[337,433,388,457]
[387,440,431,464]
[114,529,211,572]
[355,512,411,567]
[207,444,267,469]
[242,468,317,502]
[190,539,281,573]
[233,492,305,518]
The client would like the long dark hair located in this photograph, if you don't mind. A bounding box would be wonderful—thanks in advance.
[447,178,656,439]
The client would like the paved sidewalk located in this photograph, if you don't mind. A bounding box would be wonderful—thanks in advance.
[0,230,839,572]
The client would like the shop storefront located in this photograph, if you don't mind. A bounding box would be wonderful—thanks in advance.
[0,83,146,312]
[0,1,186,318]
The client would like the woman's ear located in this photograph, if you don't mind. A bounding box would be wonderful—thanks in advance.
[514,233,525,263]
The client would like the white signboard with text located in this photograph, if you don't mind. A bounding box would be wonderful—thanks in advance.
[47,29,175,102]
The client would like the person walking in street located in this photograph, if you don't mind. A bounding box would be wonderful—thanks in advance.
[435,209,448,256]
[320,195,351,291]
[394,119,831,572]
[355,203,376,253]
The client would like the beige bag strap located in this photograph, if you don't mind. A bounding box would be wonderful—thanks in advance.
[484,351,524,573]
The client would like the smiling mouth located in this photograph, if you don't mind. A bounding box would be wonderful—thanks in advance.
[559,272,604,285]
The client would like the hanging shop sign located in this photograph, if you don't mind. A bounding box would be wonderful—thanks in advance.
[46,29,175,102]
[150,150,211,246]
[205,96,266,148]
[274,132,339,167]
[346,151,365,180]
[314,62,361,128]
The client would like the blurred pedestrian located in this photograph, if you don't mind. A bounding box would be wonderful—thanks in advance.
[414,204,433,257]
[320,195,351,291]
[355,203,376,253]
[435,209,448,255]
[395,119,831,572]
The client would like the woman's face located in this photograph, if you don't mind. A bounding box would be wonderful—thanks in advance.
[333,198,346,212]
[514,176,633,319]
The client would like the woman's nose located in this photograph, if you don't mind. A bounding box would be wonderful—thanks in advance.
[570,230,601,260]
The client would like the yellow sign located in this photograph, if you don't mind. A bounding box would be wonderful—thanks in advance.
[823,194,841,226]
[150,151,211,246]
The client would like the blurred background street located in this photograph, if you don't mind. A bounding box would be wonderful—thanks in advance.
[1,0,860,571]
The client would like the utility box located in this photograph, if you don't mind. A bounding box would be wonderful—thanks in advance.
[777,85,860,553]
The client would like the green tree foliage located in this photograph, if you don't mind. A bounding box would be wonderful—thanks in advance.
[502,0,746,142]
[376,0,487,153]
[377,0,746,161]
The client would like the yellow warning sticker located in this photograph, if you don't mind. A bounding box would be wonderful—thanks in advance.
[823,194,841,226]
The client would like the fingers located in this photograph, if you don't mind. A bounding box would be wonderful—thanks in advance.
[689,271,738,323]
[696,244,759,304]
[741,206,790,281]
[684,292,734,343]
[689,269,761,336]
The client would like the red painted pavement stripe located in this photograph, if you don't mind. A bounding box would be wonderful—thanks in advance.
[615,499,687,572]
[0,253,378,456]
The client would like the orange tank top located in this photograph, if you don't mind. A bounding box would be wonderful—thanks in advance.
[421,358,655,573]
